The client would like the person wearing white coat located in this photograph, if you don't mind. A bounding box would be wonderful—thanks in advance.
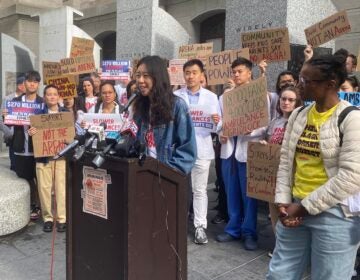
[174,59,221,245]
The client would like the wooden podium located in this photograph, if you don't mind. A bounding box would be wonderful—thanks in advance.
[66,153,188,280]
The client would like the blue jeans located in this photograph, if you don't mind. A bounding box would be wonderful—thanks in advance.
[221,157,257,238]
[267,206,360,280]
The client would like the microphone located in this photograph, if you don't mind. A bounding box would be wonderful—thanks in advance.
[120,120,138,138]
[53,139,80,160]
[92,131,122,168]
[86,122,107,149]
[120,90,140,113]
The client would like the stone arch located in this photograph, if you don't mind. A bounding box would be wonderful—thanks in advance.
[94,31,116,60]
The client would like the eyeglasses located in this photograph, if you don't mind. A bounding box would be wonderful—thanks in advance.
[299,76,325,86]
[280,97,297,103]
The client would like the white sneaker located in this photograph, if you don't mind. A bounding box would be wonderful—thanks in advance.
[194,226,208,244]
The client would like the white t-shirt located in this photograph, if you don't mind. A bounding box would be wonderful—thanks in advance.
[85,96,98,113]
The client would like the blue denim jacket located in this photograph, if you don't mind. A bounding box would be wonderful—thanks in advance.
[136,97,197,175]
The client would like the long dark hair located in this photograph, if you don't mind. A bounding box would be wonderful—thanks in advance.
[133,56,175,125]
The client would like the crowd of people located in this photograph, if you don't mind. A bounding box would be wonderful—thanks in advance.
[1,44,360,279]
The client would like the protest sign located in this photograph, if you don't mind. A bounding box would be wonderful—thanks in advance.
[357,49,360,72]
[189,104,217,133]
[70,37,94,57]
[45,75,77,99]
[30,112,75,158]
[205,48,250,85]
[60,55,96,75]
[5,101,44,126]
[178,42,213,63]
[83,113,124,132]
[82,166,108,219]
[304,10,351,47]
[168,59,187,86]
[338,92,360,106]
[222,76,269,137]
[101,60,130,81]
[247,142,281,203]
[42,61,61,83]
[241,27,291,63]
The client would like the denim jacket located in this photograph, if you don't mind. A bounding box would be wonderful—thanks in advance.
[136,97,197,175]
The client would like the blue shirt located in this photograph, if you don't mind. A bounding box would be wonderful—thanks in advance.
[186,88,200,105]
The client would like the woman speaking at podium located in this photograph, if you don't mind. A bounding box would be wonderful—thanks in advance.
[133,55,197,175]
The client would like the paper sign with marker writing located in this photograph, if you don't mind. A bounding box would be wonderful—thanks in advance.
[241,27,291,63]
[178,42,213,60]
[222,77,269,137]
[42,61,61,83]
[45,75,77,99]
[205,48,250,85]
[30,112,75,158]
[70,37,94,57]
[247,142,281,203]
[304,10,351,47]
[60,55,96,75]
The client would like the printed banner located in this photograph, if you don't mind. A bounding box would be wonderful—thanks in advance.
[338,92,360,106]
[241,27,291,63]
[247,142,281,203]
[101,60,130,81]
[222,77,269,137]
[189,104,217,133]
[30,112,75,158]
[168,59,187,86]
[83,113,124,132]
[205,48,250,85]
[45,75,77,99]
[60,55,96,75]
[5,101,44,126]
[304,10,351,47]
[70,37,94,57]
[82,166,108,219]
[42,61,61,83]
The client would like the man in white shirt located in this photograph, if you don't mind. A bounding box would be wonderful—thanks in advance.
[174,59,221,244]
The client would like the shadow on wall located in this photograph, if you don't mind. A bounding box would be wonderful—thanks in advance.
[153,33,175,60]
[14,45,34,74]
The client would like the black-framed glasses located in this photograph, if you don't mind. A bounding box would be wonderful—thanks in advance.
[299,76,326,86]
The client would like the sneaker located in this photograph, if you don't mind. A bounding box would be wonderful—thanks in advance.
[194,226,208,244]
[244,236,258,251]
[43,221,53,233]
[56,222,66,233]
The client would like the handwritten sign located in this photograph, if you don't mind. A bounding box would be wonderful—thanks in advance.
[82,166,108,219]
[357,49,360,72]
[30,112,75,158]
[101,60,130,81]
[83,113,124,132]
[45,75,77,99]
[70,37,94,57]
[178,42,213,62]
[241,27,291,63]
[60,55,96,75]
[42,61,61,83]
[168,59,187,86]
[304,10,351,47]
[247,142,281,203]
[189,104,216,133]
[5,101,44,126]
[205,48,250,85]
[222,77,269,137]
[338,92,360,106]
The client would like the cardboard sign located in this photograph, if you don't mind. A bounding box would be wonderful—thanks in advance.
[357,49,360,72]
[30,112,75,158]
[82,166,108,219]
[304,10,351,47]
[178,42,213,61]
[241,27,291,63]
[70,37,94,57]
[189,104,216,133]
[60,55,96,75]
[101,60,130,81]
[338,92,360,106]
[83,113,124,132]
[42,61,61,83]
[222,77,269,137]
[205,48,250,85]
[168,59,187,86]
[45,75,77,99]
[247,142,281,203]
[5,101,44,126]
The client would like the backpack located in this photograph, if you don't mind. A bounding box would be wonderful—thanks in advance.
[295,105,360,147]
